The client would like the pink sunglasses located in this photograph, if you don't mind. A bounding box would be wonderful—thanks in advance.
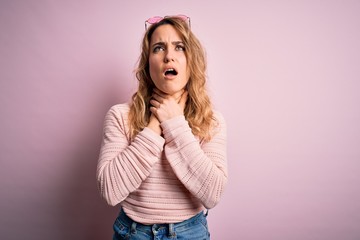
[145,14,191,29]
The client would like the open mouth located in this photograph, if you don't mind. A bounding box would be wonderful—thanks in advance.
[164,68,178,76]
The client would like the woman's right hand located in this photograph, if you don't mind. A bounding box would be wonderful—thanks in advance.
[150,89,188,123]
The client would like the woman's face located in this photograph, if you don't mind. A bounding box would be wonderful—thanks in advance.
[149,24,189,95]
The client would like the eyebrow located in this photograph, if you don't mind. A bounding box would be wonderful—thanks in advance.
[151,41,184,47]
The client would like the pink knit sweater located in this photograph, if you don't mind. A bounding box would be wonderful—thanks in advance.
[96,103,227,224]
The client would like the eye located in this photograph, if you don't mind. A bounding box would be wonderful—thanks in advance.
[175,45,185,51]
[153,45,165,53]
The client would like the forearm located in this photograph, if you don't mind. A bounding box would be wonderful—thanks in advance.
[96,106,165,206]
[161,115,228,209]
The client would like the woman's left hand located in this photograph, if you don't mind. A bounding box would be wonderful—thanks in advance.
[150,88,188,123]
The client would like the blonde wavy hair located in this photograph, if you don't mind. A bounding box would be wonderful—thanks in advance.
[128,16,216,141]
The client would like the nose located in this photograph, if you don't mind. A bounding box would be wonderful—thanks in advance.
[164,49,175,62]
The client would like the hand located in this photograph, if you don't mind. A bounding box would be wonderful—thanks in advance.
[150,88,188,123]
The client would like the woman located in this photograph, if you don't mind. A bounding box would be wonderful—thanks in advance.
[96,15,227,239]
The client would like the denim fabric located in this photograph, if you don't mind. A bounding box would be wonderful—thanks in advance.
[113,209,210,240]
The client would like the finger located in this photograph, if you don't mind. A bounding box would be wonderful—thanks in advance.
[149,106,158,115]
[150,99,161,108]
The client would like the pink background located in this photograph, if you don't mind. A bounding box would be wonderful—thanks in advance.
[1,1,359,239]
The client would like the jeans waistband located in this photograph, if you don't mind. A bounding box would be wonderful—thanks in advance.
[118,209,207,235]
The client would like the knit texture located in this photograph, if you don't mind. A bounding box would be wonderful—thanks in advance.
[96,103,227,224]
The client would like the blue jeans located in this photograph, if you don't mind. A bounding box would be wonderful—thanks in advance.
[113,209,210,240]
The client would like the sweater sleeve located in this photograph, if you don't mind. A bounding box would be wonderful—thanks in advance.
[160,111,228,209]
[96,105,165,206]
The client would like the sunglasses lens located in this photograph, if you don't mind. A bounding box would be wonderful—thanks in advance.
[146,16,163,24]
[174,14,189,21]
[145,15,190,30]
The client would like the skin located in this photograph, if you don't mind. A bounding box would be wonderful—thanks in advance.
[147,24,189,135]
